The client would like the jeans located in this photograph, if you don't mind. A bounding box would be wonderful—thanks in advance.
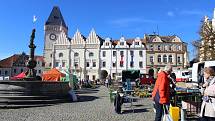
[154,101,164,121]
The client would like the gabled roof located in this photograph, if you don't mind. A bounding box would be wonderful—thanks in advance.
[45,6,67,29]
[0,54,44,68]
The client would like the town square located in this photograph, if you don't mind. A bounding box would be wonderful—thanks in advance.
[0,0,215,121]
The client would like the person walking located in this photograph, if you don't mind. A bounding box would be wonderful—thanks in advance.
[199,67,215,121]
[152,65,172,121]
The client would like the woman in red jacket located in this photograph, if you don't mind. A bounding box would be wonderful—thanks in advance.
[152,65,172,121]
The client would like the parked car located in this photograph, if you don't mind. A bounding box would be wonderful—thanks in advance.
[173,70,191,82]
[192,61,215,85]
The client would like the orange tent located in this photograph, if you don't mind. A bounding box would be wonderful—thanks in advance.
[42,68,66,82]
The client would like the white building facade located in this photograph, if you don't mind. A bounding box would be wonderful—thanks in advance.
[100,37,147,79]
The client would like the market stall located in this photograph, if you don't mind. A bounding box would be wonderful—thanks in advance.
[42,68,66,82]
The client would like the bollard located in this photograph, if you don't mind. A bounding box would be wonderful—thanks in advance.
[181,109,187,121]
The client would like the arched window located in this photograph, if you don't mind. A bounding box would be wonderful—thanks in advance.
[158,55,161,63]
[74,52,79,57]
[59,53,63,57]
[169,55,173,63]
[89,52,94,57]
[163,55,167,63]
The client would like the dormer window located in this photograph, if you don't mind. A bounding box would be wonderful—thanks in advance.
[150,44,153,50]
[120,42,124,45]
[105,42,109,46]
[135,42,139,45]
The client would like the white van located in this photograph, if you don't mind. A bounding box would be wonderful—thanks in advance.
[192,61,215,84]
[173,70,191,82]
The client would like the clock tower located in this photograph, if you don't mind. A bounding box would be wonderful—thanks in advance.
[44,6,68,69]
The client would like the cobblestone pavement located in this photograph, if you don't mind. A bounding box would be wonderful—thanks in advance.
[0,86,155,121]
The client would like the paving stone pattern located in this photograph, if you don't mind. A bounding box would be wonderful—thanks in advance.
[0,86,155,121]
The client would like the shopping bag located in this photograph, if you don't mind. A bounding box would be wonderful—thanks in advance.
[209,99,215,112]
[162,105,173,121]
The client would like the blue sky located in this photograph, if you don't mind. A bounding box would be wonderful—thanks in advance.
[0,0,214,60]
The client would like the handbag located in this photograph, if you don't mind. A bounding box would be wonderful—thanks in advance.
[162,105,173,121]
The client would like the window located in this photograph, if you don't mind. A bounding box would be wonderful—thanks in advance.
[74,52,79,57]
[86,62,90,67]
[165,45,168,51]
[157,45,161,50]
[130,62,134,67]
[135,42,139,45]
[42,62,45,67]
[130,50,134,56]
[49,63,52,67]
[150,44,153,50]
[93,62,96,67]
[21,69,23,73]
[74,62,78,68]
[37,61,40,65]
[169,45,172,50]
[113,51,116,57]
[5,71,8,75]
[0,70,1,75]
[158,55,161,63]
[113,62,116,67]
[59,53,63,57]
[89,52,94,57]
[14,69,16,73]
[139,61,143,68]
[62,62,65,67]
[169,55,173,63]
[139,51,143,57]
[120,51,124,56]
[102,51,106,57]
[177,56,181,63]
[177,45,181,51]
[50,54,52,58]
[120,61,123,67]
[102,62,106,67]
[106,42,109,46]
[150,56,154,63]
[92,75,96,80]
[55,62,59,67]
[39,70,41,74]
[163,55,167,63]
[120,42,124,45]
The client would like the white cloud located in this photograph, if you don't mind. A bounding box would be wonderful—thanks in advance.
[167,11,174,17]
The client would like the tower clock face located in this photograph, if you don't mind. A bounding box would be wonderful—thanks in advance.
[49,33,57,40]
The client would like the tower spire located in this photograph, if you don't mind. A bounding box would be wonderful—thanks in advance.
[45,6,67,29]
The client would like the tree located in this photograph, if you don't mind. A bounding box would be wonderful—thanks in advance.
[198,17,215,61]
[100,70,108,80]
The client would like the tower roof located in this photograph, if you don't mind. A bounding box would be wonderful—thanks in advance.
[45,6,67,29]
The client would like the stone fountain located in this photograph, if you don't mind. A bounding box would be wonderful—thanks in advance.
[0,29,71,108]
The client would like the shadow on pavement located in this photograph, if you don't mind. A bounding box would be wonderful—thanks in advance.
[77,95,99,102]
[122,108,149,114]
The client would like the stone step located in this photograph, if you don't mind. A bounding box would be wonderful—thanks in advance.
[0,98,70,105]
[0,95,69,100]
[0,104,54,109]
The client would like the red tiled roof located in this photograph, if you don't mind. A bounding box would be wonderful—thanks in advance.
[0,54,20,68]
[0,54,44,68]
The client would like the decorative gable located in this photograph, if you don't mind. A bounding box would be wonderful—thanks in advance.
[71,29,86,45]
[56,32,70,45]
